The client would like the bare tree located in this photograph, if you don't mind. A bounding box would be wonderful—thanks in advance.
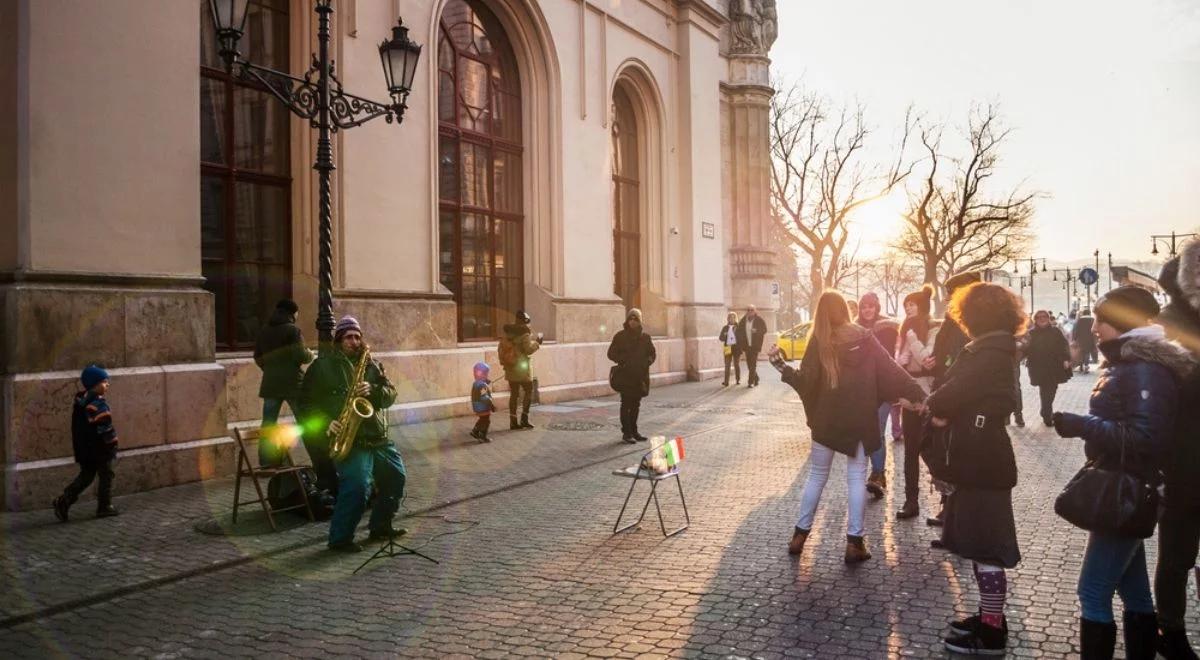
[863,253,925,316]
[770,82,914,311]
[895,105,1037,300]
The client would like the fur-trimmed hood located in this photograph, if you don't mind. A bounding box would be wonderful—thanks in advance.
[831,322,874,346]
[1177,239,1200,311]
[1101,327,1197,380]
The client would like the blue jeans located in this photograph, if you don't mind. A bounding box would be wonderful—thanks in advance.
[870,403,891,473]
[328,443,407,546]
[259,397,297,466]
[1077,532,1155,623]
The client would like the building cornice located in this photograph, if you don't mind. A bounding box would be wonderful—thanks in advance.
[672,0,728,30]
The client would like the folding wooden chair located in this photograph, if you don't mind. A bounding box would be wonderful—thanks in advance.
[231,427,314,531]
[611,439,690,537]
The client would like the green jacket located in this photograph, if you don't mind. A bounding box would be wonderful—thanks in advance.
[500,323,540,383]
[298,350,397,448]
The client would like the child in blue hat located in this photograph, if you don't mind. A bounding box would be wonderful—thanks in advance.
[470,362,496,443]
[53,364,120,521]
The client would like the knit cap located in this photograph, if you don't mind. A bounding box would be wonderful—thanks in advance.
[902,285,934,316]
[334,316,362,341]
[81,365,109,390]
[473,362,490,376]
[627,308,643,322]
[944,271,983,294]
[1095,286,1161,334]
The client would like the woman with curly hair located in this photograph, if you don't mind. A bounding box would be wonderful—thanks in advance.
[922,282,1026,656]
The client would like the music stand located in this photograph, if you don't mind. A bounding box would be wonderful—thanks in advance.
[353,535,439,574]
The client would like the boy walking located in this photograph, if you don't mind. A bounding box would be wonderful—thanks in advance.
[53,365,120,521]
[470,362,496,442]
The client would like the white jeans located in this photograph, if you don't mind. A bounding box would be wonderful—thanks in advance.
[796,441,868,537]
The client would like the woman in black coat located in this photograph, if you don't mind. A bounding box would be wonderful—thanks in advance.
[1024,309,1072,426]
[768,291,925,564]
[608,308,657,443]
[922,283,1026,656]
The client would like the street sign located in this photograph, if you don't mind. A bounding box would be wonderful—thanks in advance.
[1079,267,1099,287]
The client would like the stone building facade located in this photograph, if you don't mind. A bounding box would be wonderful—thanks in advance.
[0,0,778,510]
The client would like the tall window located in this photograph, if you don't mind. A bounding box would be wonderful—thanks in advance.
[611,86,641,310]
[438,0,524,341]
[200,0,292,349]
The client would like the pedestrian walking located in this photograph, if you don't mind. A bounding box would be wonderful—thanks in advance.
[768,291,924,564]
[499,310,543,430]
[608,308,657,443]
[1024,310,1072,427]
[253,299,314,467]
[1052,286,1193,659]
[895,285,939,520]
[855,292,901,500]
[1073,308,1097,373]
[53,365,121,521]
[736,305,768,387]
[1155,249,1200,660]
[1011,332,1027,428]
[921,283,1026,656]
[719,312,742,386]
[469,362,496,443]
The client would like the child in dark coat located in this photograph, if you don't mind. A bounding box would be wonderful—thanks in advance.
[470,362,496,443]
[53,365,120,521]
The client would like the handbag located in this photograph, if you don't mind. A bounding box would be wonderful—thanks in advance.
[1054,436,1160,538]
[919,419,953,482]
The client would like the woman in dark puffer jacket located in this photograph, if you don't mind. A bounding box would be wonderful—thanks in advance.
[1053,286,1195,660]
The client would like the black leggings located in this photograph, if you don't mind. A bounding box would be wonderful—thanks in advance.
[902,408,924,504]
[620,394,643,436]
[1038,383,1058,421]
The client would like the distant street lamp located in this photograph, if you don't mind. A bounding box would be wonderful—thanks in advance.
[209,0,421,354]
[1014,258,1047,312]
[1150,231,1198,257]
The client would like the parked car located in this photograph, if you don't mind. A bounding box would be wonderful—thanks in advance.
[775,322,812,361]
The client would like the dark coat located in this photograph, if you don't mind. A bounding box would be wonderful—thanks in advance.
[71,390,118,464]
[1158,248,1200,505]
[781,324,925,457]
[1025,324,1072,387]
[736,314,768,354]
[857,315,899,357]
[925,332,1020,489]
[931,317,970,389]
[253,309,314,399]
[500,322,540,383]
[1055,331,1194,485]
[718,324,742,353]
[1072,316,1096,351]
[298,349,397,449]
[608,323,657,398]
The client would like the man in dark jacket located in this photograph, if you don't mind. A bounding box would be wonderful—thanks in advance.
[1024,310,1072,426]
[1072,309,1097,373]
[300,316,404,553]
[254,299,314,466]
[499,310,542,430]
[736,305,769,387]
[1154,247,1200,659]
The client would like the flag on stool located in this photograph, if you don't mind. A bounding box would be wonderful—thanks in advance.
[663,436,685,467]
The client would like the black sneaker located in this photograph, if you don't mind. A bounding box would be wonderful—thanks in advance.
[926,511,944,527]
[469,429,482,441]
[621,434,637,444]
[328,541,364,553]
[368,527,408,542]
[480,434,492,443]
[633,433,649,442]
[53,496,70,522]
[950,613,1009,634]
[96,505,119,518]
[519,418,534,430]
[944,621,1006,656]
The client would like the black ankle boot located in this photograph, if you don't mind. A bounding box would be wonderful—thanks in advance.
[1123,611,1160,660]
[1080,618,1117,660]
[510,416,520,430]
[519,415,533,429]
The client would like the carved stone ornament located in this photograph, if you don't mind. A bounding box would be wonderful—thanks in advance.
[728,0,778,56]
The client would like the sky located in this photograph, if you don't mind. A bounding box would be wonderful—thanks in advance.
[769,0,1200,264]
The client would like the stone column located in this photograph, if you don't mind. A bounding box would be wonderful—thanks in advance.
[722,2,778,331]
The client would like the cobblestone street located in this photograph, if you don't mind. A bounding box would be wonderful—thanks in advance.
[2,372,1198,658]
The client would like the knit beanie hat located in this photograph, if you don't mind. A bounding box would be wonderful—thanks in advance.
[1095,286,1161,334]
[334,316,362,341]
[81,365,109,390]
[473,362,490,377]
[944,271,983,294]
[626,308,643,322]
[902,285,934,317]
[275,298,299,314]
[859,292,881,310]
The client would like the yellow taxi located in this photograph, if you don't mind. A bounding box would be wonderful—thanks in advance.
[775,322,812,361]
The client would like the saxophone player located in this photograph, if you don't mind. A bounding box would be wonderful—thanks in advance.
[299,316,405,553]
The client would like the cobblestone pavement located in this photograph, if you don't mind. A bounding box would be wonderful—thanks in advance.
[2,371,1198,658]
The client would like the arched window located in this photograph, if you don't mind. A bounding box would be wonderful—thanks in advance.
[438,0,524,341]
[611,85,640,310]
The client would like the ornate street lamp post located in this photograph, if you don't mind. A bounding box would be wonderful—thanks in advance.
[1151,231,1198,258]
[1014,258,1047,312]
[208,0,422,355]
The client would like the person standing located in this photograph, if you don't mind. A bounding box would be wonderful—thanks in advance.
[1073,308,1097,374]
[895,286,939,519]
[1052,286,1192,659]
[301,317,405,553]
[719,312,742,387]
[499,310,543,430]
[769,291,924,563]
[923,283,1026,656]
[737,305,768,387]
[253,299,314,467]
[608,309,657,443]
[1024,310,1072,427]
[855,292,901,499]
[53,365,121,521]
[1155,249,1200,660]
[469,362,496,443]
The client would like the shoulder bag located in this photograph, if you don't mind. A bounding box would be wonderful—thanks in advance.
[1054,435,1160,538]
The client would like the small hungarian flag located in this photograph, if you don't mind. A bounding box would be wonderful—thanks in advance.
[663,436,685,467]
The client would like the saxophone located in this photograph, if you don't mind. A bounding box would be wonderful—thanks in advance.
[329,345,375,462]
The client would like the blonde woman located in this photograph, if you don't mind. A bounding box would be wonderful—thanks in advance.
[718,312,742,386]
[768,291,925,563]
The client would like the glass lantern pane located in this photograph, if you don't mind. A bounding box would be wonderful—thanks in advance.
[233,87,289,174]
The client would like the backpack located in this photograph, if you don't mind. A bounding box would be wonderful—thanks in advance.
[498,335,518,368]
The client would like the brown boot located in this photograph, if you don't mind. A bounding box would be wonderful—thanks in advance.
[866,471,885,499]
[787,527,809,555]
[845,535,872,564]
[896,500,920,520]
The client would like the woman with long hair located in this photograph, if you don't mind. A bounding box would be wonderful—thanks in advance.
[895,285,939,520]
[768,291,924,563]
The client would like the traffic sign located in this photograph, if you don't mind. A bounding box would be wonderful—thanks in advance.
[1079,267,1099,287]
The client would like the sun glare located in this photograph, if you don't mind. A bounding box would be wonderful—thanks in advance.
[852,190,909,239]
